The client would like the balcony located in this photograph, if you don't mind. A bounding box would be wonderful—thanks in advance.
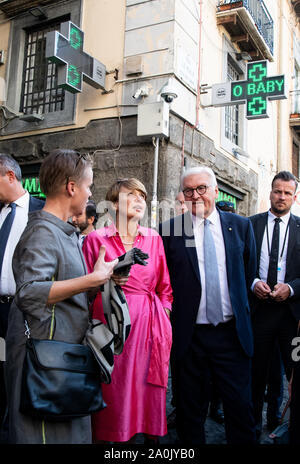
[216,0,274,61]
[290,90,300,137]
[0,0,58,17]
[291,0,300,17]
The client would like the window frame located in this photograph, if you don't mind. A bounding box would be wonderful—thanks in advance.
[2,0,81,135]
[220,37,247,156]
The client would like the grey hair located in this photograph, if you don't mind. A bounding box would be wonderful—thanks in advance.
[180,166,217,189]
[0,153,22,181]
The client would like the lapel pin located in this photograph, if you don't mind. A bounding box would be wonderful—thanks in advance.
[228,227,232,231]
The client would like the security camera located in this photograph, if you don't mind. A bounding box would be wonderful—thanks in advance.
[132,85,150,99]
[160,83,178,103]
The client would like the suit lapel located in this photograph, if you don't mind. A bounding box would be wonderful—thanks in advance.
[219,211,234,279]
[254,213,268,269]
[286,214,298,270]
[182,212,201,283]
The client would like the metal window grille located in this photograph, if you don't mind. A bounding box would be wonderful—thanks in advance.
[225,60,240,145]
[20,19,66,115]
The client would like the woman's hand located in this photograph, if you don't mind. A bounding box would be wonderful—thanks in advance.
[47,246,118,304]
[112,273,130,286]
[92,246,118,287]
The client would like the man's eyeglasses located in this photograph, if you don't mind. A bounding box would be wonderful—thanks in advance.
[183,185,212,198]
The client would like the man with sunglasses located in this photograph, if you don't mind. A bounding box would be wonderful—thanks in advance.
[160,166,257,444]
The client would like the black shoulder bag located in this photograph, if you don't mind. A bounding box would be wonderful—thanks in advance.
[19,303,105,422]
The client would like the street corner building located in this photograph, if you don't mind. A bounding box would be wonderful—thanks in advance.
[0,0,300,218]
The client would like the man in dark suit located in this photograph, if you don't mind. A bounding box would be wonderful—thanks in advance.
[0,153,44,441]
[160,166,257,444]
[249,170,300,440]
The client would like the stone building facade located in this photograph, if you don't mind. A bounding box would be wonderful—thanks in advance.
[0,0,299,220]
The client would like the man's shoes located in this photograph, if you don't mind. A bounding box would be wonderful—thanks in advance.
[255,422,262,443]
[209,407,225,424]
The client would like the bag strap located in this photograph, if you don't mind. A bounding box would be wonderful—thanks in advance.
[24,276,56,341]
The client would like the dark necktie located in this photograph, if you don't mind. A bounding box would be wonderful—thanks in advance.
[0,203,17,278]
[267,217,281,291]
[204,219,224,326]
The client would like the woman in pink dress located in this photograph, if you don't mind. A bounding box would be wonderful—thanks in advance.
[83,178,173,443]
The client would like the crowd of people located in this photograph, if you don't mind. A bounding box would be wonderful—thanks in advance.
[0,149,299,445]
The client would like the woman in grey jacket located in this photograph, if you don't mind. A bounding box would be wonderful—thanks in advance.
[5,149,117,444]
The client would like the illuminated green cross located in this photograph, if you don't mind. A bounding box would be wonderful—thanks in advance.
[46,21,106,93]
[231,60,285,119]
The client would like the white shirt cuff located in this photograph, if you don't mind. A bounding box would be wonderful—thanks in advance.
[251,278,260,292]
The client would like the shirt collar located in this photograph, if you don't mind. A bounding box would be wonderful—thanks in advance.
[191,207,219,227]
[268,209,290,225]
[3,191,29,209]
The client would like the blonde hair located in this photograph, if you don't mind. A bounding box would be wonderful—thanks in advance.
[106,178,147,203]
[39,149,92,196]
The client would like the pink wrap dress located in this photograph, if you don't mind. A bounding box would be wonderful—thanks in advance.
[83,223,173,442]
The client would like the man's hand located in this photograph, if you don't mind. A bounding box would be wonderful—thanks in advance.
[253,280,271,299]
[270,283,291,302]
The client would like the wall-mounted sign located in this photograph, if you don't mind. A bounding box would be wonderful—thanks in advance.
[212,60,286,119]
[216,190,237,210]
[21,177,45,199]
[46,21,106,93]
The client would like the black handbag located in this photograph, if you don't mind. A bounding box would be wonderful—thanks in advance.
[20,317,105,422]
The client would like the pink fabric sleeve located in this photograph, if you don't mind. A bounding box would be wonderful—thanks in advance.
[82,233,100,273]
[82,233,106,322]
[155,235,173,311]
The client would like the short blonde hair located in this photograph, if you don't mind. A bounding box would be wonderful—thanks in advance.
[39,149,93,196]
[106,178,147,202]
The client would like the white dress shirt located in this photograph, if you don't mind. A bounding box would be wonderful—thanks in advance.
[0,191,30,295]
[251,210,293,295]
[192,208,233,324]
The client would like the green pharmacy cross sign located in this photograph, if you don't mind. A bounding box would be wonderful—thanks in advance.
[212,60,286,119]
[46,21,106,93]
[231,61,285,119]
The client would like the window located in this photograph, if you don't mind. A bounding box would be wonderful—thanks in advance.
[220,43,246,156]
[293,62,300,114]
[292,142,300,179]
[1,0,81,135]
[20,19,66,115]
[225,58,240,145]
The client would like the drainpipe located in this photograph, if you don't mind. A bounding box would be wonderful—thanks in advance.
[276,0,283,172]
[181,0,203,172]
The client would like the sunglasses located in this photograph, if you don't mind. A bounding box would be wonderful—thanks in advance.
[66,152,89,187]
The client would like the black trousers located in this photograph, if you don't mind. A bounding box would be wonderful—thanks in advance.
[175,320,256,444]
[0,301,12,438]
[265,341,284,422]
[290,360,300,444]
[251,301,298,428]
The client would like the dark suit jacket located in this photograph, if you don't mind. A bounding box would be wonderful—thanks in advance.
[250,212,300,321]
[159,209,257,360]
[0,195,44,213]
[29,195,44,212]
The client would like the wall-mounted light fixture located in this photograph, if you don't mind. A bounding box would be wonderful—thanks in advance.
[235,51,252,61]
[28,7,48,20]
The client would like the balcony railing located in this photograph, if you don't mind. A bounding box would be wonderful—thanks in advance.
[218,0,274,55]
